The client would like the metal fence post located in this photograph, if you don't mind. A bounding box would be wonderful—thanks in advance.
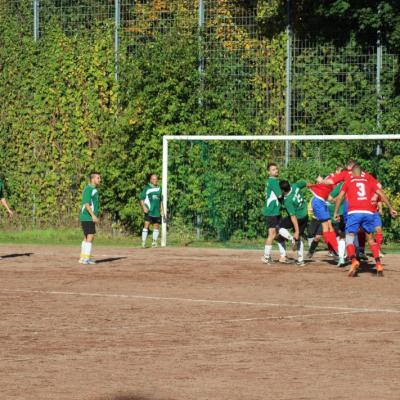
[376,30,382,133]
[114,0,121,81]
[284,0,292,167]
[33,0,39,41]
[198,0,205,102]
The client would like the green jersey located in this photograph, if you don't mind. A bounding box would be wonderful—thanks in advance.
[79,184,100,222]
[283,180,308,219]
[140,184,162,217]
[262,177,281,217]
[0,179,4,199]
[328,182,344,219]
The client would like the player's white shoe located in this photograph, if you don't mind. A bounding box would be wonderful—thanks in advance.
[336,257,346,267]
[80,259,96,265]
[141,241,146,248]
[278,256,292,264]
[296,259,305,266]
[152,241,158,248]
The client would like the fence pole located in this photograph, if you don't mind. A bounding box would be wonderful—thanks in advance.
[114,0,121,81]
[376,30,382,133]
[198,0,205,102]
[33,0,39,41]
[284,0,292,167]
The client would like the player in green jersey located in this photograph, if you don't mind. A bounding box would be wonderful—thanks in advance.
[261,163,282,264]
[0,178,13,219]
[277,179,309,266]
[140,174,164,248]
[79,172,101,265]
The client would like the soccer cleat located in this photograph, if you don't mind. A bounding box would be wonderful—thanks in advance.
[336,257,346,268]
[379,251,385,258]
[358,252,368,261]
[327,251,337,258]
[305,252,314,260]
[78,258,84,264]
[348,259,360,277]
[376,262,384,277]
[296,259,305,266]
[80,259,96,265]
[151,241,158,248]
[278,256,292,264]
[261,255,273,264]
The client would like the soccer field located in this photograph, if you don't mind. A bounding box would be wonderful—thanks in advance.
[1,245,399,400]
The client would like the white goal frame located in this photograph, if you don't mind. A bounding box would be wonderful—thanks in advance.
[161,134,400,247]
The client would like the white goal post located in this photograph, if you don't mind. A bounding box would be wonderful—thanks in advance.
[161,134,400,247]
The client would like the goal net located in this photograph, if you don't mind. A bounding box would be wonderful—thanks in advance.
[161,135,400,247]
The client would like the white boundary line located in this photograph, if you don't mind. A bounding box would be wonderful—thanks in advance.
[1,288,400,314]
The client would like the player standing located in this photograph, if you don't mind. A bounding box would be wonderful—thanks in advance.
[0,177,13,219]
[277,180,309,266]
[140,174,164,248]
[333,165,397,277]
[79,172,101,265]
[261,163,281,264]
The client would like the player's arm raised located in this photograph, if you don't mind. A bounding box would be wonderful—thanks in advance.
[376,189,397,218]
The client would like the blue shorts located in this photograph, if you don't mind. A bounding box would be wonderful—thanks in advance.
[373,212,382,228]
[343,200,348,223]
[345,213,375,234]
[311,197,330,222]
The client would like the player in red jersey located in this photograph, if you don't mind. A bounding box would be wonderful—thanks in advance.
[307,166,343,255]
[333,165,397,277]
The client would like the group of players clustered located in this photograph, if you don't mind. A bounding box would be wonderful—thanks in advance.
[4,160,390,277]
[78,161,396,277]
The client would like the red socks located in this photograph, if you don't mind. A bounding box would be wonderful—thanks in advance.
[370,242,380,260]
[346,244,356,259]
[375,232,383,249]
[323,231,338,253]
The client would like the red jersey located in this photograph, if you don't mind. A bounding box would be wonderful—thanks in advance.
[341,176,379,214]
[308,174,335,201]
[331,168,379,187]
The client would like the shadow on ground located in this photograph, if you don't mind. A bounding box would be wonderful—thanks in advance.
[96,257,127,264]
[1,253,33,259]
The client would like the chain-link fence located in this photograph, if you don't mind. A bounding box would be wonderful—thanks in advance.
[2,0,397,142]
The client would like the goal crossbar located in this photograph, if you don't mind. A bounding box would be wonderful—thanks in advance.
[161,134,400,246]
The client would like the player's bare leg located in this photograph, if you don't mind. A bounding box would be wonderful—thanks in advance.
[142,221,151,248]
[262,228,276,264]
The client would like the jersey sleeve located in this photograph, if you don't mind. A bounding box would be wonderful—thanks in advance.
[82,186,92,205]
[295,180,307,189]
[340,181,349,194]
[331,171,345,184]
[269,178,282,197]
[139,186,147,201]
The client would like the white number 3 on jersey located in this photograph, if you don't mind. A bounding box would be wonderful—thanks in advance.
[356,182,366,198]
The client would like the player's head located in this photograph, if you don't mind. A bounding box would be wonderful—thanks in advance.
[346,159,357,169]
[267,163,279,177]
[89,172,101,185]
[352,164,362,177]
[336,165,344,174]
[149,174,158,186]
[279,180,291,194]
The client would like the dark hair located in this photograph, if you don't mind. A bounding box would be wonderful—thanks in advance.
[89,172,100,180]
[267,163,277,170]
[148,173,158,181]
[279,180,291,193]
[347,159,357,168]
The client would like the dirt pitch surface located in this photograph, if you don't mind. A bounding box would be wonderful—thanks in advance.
[1,245,400,400]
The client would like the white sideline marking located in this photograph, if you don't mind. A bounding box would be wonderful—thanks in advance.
[1,288,400,315]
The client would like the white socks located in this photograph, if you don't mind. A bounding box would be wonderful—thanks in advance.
[153,229,159,242]
[277,241,286,257]
[142,228,148,243]
[279,228,293,241]
[80,241,92,260]
[297,240,304,262]
[264,245,272,257]
[338,238,346,259]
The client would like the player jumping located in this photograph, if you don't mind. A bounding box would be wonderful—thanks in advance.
[333,165,397,277]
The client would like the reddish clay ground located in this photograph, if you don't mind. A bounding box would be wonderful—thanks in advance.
[0,244,399,400]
